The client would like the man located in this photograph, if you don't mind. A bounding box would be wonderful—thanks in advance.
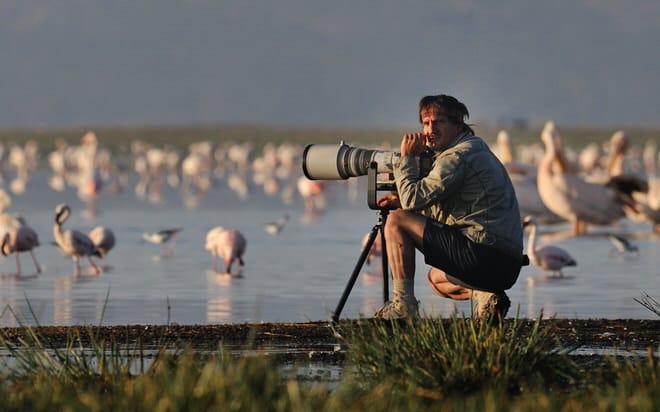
[374,94,525,320]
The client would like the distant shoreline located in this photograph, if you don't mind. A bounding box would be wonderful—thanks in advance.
[1,123,659,153]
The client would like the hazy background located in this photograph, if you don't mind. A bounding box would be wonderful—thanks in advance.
[2,1,659,129]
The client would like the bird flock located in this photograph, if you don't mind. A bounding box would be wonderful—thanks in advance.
[0,132,325,278]
[492,121,657,281]
[0,124,657,284]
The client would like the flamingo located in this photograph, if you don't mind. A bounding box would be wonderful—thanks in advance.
[53,204,101,275]
[76,131,103,218]
[361,230,384,277]
[522,215,577,277]
[1,219,41,276]
[89,226,116,267]
[205,227,246,274]
[297,177,328,219]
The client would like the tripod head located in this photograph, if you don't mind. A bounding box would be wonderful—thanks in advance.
[367,161,397,210]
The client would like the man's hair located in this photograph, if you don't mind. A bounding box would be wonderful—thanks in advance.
[418,94,474,134]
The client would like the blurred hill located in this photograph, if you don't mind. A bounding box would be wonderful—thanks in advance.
[1,2,659,129]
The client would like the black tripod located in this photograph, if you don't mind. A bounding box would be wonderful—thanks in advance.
[332,162,394,322]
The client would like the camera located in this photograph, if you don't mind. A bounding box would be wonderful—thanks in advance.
[302,141,434,180]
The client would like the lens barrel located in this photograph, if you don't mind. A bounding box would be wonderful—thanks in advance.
[303,142,398,180]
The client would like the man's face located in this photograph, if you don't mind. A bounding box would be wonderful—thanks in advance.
[420,107,462,152]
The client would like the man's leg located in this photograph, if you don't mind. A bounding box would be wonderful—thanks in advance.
[374,210,426,319]
[426,267,471,300]
[427,267,510,320]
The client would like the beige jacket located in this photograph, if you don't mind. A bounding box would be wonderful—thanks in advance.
[393,131,524,260]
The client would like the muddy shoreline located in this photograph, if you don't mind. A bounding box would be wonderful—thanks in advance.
[1,319,658,353]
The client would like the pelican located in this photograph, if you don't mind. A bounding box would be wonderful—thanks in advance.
[1,219,41,276]
[205,227,246,274]
[627,140,660,232]
[522,215,577,277]
[263,214,289,235]
[536,122,644,235]
[495,130,563,224]
[53,204,101,275]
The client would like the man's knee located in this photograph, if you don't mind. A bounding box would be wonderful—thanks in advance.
[386,209,407,227]
[385,209,420,233]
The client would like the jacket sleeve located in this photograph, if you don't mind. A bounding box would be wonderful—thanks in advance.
[394,152,465,211]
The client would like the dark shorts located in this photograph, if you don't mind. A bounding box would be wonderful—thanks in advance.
[422,219,521,292]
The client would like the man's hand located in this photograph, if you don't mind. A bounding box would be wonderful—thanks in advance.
[401,133,426,156]
[377,192,401,209]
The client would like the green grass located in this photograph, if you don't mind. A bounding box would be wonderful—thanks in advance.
[0,314,658,411]
[339,316,580,395]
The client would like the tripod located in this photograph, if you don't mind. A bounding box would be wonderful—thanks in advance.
[332,162,394,322]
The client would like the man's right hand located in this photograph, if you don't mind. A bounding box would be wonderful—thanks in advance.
[377,192,401,209]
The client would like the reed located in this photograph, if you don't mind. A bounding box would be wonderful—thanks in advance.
[635,293,660,317]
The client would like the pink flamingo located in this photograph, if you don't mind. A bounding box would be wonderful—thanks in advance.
[89,226,116,267]
[205,227,246,274]
[1,220,41,276]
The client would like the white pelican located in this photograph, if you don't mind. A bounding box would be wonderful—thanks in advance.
[536,122,644,235]
[495,130,563,224]
[53,204,101,275]
[1,219,41,276]
[205,227,246,274]
[627,140,660,232]
[522,215,577,277]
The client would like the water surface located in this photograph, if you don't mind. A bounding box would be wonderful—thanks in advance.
[0,171,658,326]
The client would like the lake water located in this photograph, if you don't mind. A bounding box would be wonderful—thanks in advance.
[0,171,658,327]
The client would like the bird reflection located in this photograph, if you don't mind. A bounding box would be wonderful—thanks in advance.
[206,271,240,322]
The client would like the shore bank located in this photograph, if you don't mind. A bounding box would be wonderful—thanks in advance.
[1,319,657,351]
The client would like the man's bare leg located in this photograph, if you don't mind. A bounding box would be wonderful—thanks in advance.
[373,210,429,318]
[427,267,471,300]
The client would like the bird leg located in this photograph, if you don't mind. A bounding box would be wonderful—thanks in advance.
[88,257,101,274]
[73,256,81,276]
[29,250,41,273]
[15,254,22,276]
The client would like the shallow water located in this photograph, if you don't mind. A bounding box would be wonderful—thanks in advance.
[0,171,658,327]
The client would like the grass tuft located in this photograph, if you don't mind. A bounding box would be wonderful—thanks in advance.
[338,314,580,395]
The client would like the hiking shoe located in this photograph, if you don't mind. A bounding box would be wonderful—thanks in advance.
[472,290,510,321]
[374,293,419,319]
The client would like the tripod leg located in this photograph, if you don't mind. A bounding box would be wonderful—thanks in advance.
[379,225,389,303]
[332,224,380,321]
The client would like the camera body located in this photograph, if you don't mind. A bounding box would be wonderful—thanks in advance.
[302,141,434,181]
